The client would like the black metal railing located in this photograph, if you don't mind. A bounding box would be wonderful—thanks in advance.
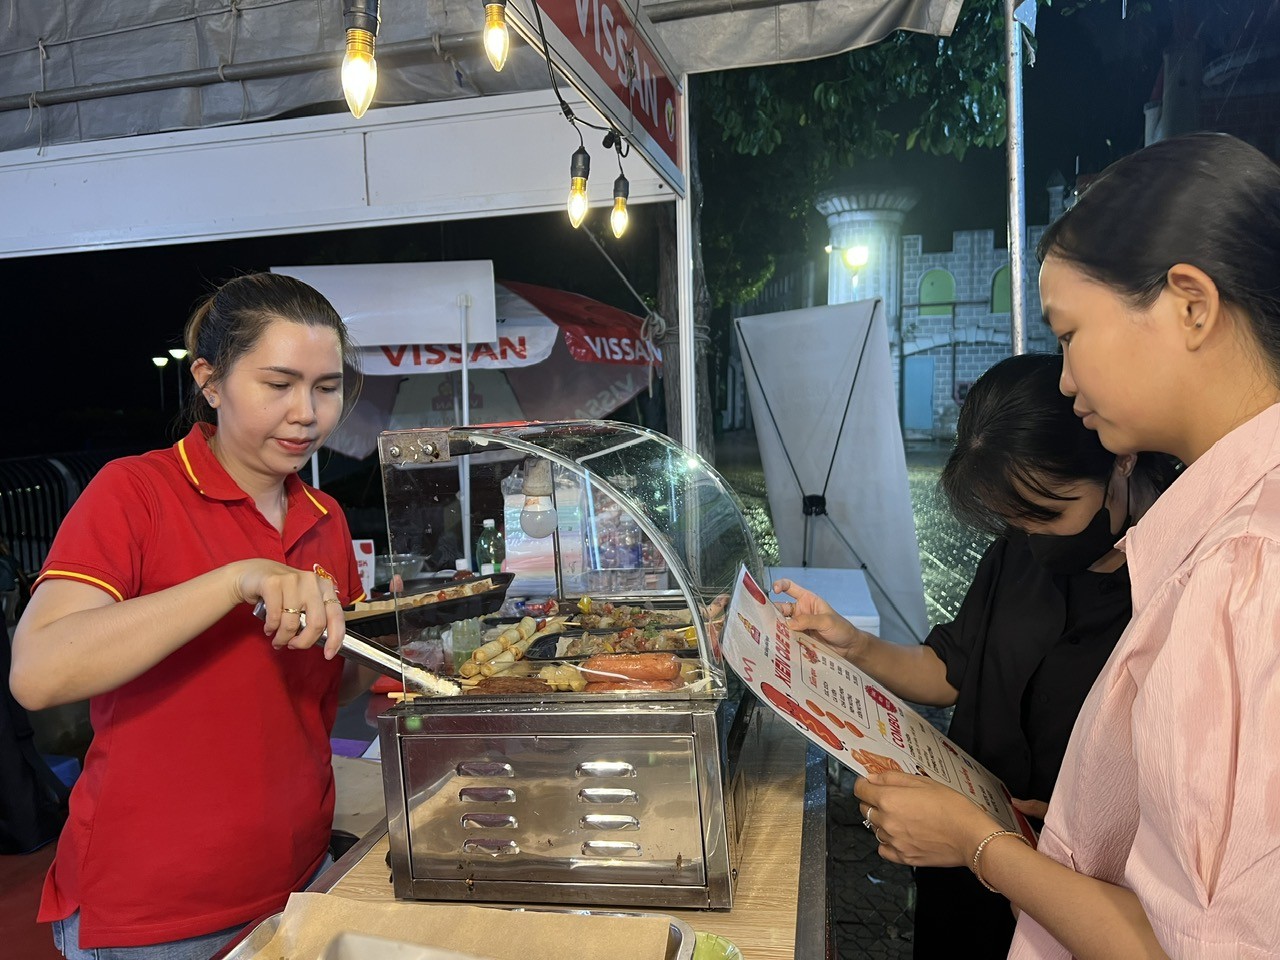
[0,452,129,575]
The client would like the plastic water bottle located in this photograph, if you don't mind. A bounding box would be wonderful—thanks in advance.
[476,518,505,576]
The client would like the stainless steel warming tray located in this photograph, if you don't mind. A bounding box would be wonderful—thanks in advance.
[373,422,768,909]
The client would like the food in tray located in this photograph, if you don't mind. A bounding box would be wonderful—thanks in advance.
[578,653,689,693]
[574,597,693,630]
[456,616,568,689]
[539,663,587,692]
[560,625,698,657]
[580,652,682,681]
[460,654,700,695]
[463,676,552,696]
[346,577,497,618]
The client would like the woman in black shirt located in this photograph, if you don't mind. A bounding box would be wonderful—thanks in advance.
[774,353,1178,958]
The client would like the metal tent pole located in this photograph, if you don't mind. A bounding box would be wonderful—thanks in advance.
[675,74,697,451]
[1005,0,1031,356]
[458,294,473,568]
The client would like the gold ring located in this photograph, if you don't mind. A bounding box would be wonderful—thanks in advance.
[323,597,342,606]
[282,607,303,615]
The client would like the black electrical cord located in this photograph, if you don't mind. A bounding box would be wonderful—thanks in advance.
[529,0,632,144]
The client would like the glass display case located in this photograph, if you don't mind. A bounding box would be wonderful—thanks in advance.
[369,421,769,910]
[374,420,766,699]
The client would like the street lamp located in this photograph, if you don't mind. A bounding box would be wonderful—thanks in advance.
[168,348,189,410]
[151,356,169,410]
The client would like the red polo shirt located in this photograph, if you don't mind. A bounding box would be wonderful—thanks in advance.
[34,424,364,947]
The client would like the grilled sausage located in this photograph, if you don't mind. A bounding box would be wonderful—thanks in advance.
[580,652,681,681]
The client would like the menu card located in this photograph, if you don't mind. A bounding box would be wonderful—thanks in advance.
[724,565,1035,842]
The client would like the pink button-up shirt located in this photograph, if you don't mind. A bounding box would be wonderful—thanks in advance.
[1009,403,1280,959]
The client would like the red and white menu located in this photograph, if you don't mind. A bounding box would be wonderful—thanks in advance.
[724,566,1035,842]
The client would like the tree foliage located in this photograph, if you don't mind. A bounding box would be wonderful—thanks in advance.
[695,0,1013,307]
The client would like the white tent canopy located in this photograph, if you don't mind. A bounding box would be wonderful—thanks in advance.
[736,300,929,646]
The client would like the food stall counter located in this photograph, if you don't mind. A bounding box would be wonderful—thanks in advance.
[310,715,831,960]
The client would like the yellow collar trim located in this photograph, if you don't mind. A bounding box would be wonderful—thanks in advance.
[177,438,203,493]
[302,487,329,516]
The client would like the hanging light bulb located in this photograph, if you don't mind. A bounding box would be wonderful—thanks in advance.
[519,459,559,538]
[610,173,630,239]
[341,0,380,119]
[567,146,591,229]
[483,0,510,72]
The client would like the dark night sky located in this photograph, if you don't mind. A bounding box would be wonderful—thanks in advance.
[1,1,1170,459]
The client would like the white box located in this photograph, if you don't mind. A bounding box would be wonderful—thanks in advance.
[767,565,881,636]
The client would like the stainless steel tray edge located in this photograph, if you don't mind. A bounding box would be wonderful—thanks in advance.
[211,907,695,960]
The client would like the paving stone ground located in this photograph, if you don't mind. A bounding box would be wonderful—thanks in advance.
[716,433,987,958]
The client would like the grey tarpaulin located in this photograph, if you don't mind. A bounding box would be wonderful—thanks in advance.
[736,299,929,646]
[0,0,964,153]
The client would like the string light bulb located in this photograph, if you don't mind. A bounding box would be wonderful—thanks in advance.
[567,146,591,229]
[610,174,630,238]
[483,0,510,72]
[341,0,380,119]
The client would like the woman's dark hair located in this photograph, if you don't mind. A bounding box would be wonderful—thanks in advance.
[1038,132,1280,378]
[940,354,1178,534]
[183,272,360,425]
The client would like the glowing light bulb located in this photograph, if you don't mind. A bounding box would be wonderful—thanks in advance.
[151,356,169,368]
[843,245,870,269]
[567,146,591,229]
[610,173,629,238]
[519,496,558,538]
[342,29,378,118]
[483,1,510,72]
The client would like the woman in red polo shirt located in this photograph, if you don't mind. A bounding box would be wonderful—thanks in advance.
[10,272,369,960]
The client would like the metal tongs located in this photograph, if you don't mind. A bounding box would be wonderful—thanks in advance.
[251,600,460,696]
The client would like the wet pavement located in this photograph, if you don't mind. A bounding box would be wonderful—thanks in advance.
[716,431,987,958]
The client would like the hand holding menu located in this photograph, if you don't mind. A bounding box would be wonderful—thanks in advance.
[723,566,1035,842]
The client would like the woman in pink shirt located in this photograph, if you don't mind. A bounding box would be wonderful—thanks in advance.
[854,132,1280,959]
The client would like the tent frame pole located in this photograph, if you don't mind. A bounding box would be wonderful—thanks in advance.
[458,294,473,567]
[676,75,697,451]
[1005,0,1028,355]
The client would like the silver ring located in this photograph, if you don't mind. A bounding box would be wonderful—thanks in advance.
[862,817,874,830]
[873,827,888,845]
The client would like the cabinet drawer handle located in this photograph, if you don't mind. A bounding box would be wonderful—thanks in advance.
[581,814,640,830]
[581,840,642,857]
[576,761,637,778]
[456,761,514,777]
[461,813,518,829]
[458,787,516,803]
[462,839,520,857]
[577,787,638,804]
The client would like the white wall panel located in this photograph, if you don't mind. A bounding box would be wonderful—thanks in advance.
[0,92,672,258]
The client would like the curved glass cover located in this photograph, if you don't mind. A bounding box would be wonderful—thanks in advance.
[374,421,765,699]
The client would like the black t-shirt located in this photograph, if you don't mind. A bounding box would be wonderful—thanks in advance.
[912,532,1131,960]
[924,531,1130,801]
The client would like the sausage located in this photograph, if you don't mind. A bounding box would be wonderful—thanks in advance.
[584,679,681,693]
[580,653,681,681]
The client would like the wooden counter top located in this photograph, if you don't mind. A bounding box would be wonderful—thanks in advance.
[323,715,824,960]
